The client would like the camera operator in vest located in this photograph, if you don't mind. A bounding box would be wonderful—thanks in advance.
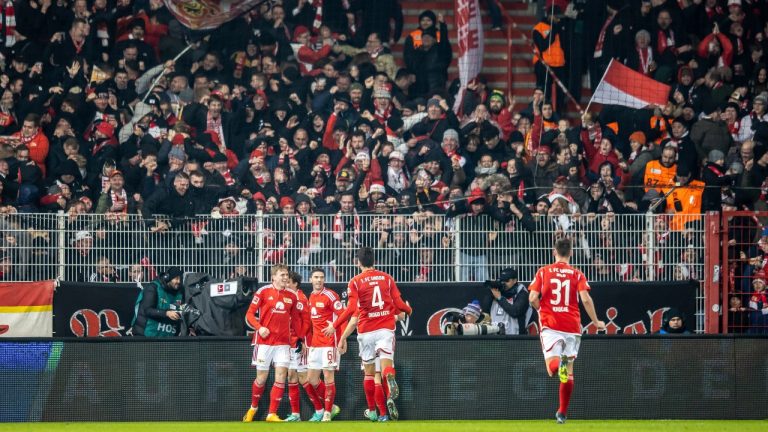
[482,268,536,335]
[132,267,185,337]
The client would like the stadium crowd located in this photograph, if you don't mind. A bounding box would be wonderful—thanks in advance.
[0,0,762,314]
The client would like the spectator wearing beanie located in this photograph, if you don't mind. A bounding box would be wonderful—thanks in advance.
[691,99,733,162]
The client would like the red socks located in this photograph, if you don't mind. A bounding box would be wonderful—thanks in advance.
[363,374,376,411]
[269,381,285,414]
[548,358,559,375]
[288,382,300,413]
[324,382,336,412]
[251,380,264,408]
[374,383,387,415]
[558,375,574,415]
[315,381,326,400]
[302,382,324,411]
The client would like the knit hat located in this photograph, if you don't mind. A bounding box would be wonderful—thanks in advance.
[389,150,405,161]
[629,131,646,145]
[708,149,725,163]
[293,25,310,42]
[373,88,392,99]
[279,197,295,208]
[462,301,482,319]
[95,121,114,137]
[427,97,441,109]
[467,188,486,205]
[168,146,187,162]
[355,150,370,161]
[369,181,386,194]
[443,129,459,142]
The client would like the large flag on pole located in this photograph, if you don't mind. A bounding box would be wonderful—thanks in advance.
[163,0,264,30]
[590,59,671,109]
[0,281,55,337]
[453,0,485,113]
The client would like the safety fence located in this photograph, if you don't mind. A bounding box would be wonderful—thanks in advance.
[0,212,705,284]
[1,336,766,422]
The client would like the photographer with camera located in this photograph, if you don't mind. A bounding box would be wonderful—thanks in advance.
[482,268,537,335]
[131,267,185,337]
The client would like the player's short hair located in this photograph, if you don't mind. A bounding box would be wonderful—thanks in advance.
[554,237,572,258]
[357,247,375,268]
[270,264,289,276]
[310,267,325,276]
[289,270,302,284]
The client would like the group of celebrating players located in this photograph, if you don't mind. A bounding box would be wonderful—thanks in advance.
[242,239,605,424]
[242,247,412,422]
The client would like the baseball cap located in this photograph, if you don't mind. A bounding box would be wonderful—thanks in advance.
[499,268,518,281]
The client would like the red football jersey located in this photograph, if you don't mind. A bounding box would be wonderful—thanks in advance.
[308,288,344,347]
[288,288,311,347]
[246,284,304,346]
[345,268,411,334]
[528,262,590,335]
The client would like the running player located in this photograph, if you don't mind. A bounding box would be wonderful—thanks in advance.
[243,264,306,423]
[306,267,343,422]
[528,237,606,424]
[326,247,412,421]
[285,271,325,421]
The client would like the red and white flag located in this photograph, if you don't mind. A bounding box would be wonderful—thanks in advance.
[163,0,263,30]
[453,0,484,113]
[0,281,55,337]
[590,59,671,109]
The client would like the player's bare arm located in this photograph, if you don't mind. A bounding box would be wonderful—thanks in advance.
[529,290,540,310]
[578,290,606,331]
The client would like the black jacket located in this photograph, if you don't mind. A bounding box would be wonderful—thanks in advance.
[481,282,536,335]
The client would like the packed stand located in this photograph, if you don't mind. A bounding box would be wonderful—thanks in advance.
[0,0,710,286]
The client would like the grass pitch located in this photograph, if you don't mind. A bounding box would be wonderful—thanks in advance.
[0,421,765,432]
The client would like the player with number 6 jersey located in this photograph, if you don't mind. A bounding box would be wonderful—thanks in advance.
[307,267,344,421]
[328,247,412,421]
[528,237,605,425]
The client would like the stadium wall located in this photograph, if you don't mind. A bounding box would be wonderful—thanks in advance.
[1,336,766,422]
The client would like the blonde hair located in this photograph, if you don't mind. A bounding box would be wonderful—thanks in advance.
[270,264,289,277]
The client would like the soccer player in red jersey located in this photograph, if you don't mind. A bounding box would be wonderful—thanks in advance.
[306,267,343,421]
[528,237,606,424]
[325,247,412,421]
[284,270,325,421]
[242,264,306,423]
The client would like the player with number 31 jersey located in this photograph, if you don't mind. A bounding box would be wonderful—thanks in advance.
[528,237,605,425]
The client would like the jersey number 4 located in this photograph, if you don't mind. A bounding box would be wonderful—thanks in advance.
[550,279,571,306]
[371,286,384,310]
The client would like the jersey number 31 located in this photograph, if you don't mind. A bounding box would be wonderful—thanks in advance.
[550,279,571,306]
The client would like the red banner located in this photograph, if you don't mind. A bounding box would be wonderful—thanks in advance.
[453,0,484,113]
[0,281,55,337]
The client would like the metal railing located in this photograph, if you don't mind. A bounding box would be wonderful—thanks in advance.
[0,212,705,285]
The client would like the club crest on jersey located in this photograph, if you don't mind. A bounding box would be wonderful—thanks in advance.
[283,297,293,304]
[333,301,342,310]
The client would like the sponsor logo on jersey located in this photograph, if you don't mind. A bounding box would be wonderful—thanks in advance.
[275,301,285,311]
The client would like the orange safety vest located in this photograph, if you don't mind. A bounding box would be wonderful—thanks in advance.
[650,115,669,145]
[409,28,441,49]
[667,180,704,231]
[532,22,565,67]
[644,160,677,193]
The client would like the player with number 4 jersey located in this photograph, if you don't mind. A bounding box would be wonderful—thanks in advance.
[528,237,605,425]
[327,247,412,421]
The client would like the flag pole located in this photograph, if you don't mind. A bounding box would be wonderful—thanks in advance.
[140,42,196,105]
[584,58,614,116]
[509,20,583,113]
